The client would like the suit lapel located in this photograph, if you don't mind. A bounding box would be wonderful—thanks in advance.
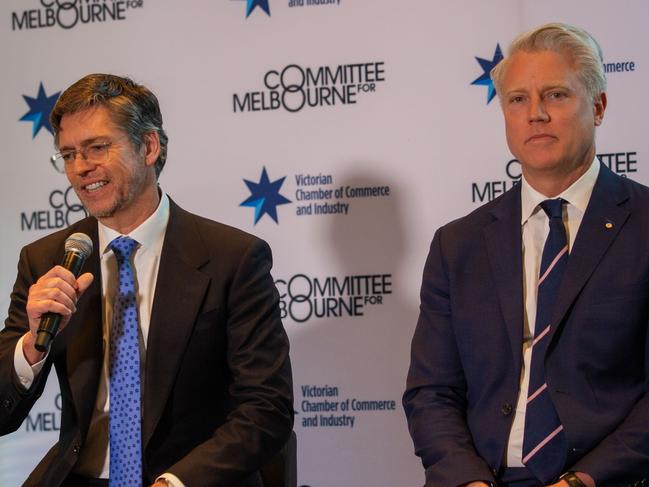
[142,200,211,447]
[484,184,525,373]
[546,165,631,346]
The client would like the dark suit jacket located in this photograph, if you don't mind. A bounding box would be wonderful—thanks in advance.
[0,199,294,487]
[403,164,649,487]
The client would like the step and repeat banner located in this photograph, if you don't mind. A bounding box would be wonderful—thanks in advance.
[1,1,647,486]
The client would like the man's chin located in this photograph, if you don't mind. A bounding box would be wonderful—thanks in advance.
[519,157,564,174]
[82,202,118,220]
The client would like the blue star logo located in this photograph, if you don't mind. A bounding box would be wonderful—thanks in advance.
[471,44,503,104]
[20,82,60,138]
[240,167,291,224]
[246,0,270,17]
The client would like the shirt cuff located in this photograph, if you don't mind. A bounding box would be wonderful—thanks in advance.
[157,473,186,487]
[14,334,47,390]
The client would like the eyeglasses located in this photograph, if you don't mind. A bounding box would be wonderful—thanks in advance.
[50,142,113,173]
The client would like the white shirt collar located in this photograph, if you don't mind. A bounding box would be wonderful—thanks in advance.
[521,158,600,224]
[98,192,170,255]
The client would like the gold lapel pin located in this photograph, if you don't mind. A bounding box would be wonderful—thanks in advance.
[605,222,614,229]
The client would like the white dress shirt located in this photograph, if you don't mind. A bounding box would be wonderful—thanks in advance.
[505,159,600,466]
[15,193,184,486]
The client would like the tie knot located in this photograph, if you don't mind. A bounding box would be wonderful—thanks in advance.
[539,199,564,219]
[108,236,138,262]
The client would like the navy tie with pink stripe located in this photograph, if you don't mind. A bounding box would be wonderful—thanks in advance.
[522,199,568,483]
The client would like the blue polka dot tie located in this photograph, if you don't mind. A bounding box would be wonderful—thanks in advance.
[522,199,568,483]
[108,236,143,487]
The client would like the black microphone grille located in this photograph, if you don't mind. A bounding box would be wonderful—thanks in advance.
[64,232,93,259]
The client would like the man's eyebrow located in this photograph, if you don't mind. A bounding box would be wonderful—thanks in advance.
[58,136,107,151]
[503,83,571,96]
[503,87,527,97]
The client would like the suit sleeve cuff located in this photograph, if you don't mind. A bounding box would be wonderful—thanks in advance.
[14,335,47,390]
[157,472,186,487]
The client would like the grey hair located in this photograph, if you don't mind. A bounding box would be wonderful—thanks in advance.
[491,23,606,101]
[50,74,168,178]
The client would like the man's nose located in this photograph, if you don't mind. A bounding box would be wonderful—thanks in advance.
[528,97,550,123]
[67,152,97,175]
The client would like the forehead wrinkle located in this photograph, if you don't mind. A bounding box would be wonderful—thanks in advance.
[57,106,124,150]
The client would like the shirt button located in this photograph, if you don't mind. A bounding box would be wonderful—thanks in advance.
[1,398,13,409]
[72,443,81,455]
[501,403,513,416]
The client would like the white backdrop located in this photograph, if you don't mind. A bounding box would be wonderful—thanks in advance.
[0,1,647,486]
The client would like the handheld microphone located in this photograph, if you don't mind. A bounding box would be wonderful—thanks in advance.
[34,232,93,353]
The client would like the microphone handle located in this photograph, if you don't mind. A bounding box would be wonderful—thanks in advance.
[34,251,86,352]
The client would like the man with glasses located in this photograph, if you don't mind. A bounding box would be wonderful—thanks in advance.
[0,74,293,487]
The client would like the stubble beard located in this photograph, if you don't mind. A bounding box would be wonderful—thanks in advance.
[77,169,148,221]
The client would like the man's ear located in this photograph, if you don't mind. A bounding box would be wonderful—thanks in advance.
[594,91,607,126]
[141,131,161,167]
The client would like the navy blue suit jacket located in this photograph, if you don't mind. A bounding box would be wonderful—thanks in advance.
[404,164,649,486]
